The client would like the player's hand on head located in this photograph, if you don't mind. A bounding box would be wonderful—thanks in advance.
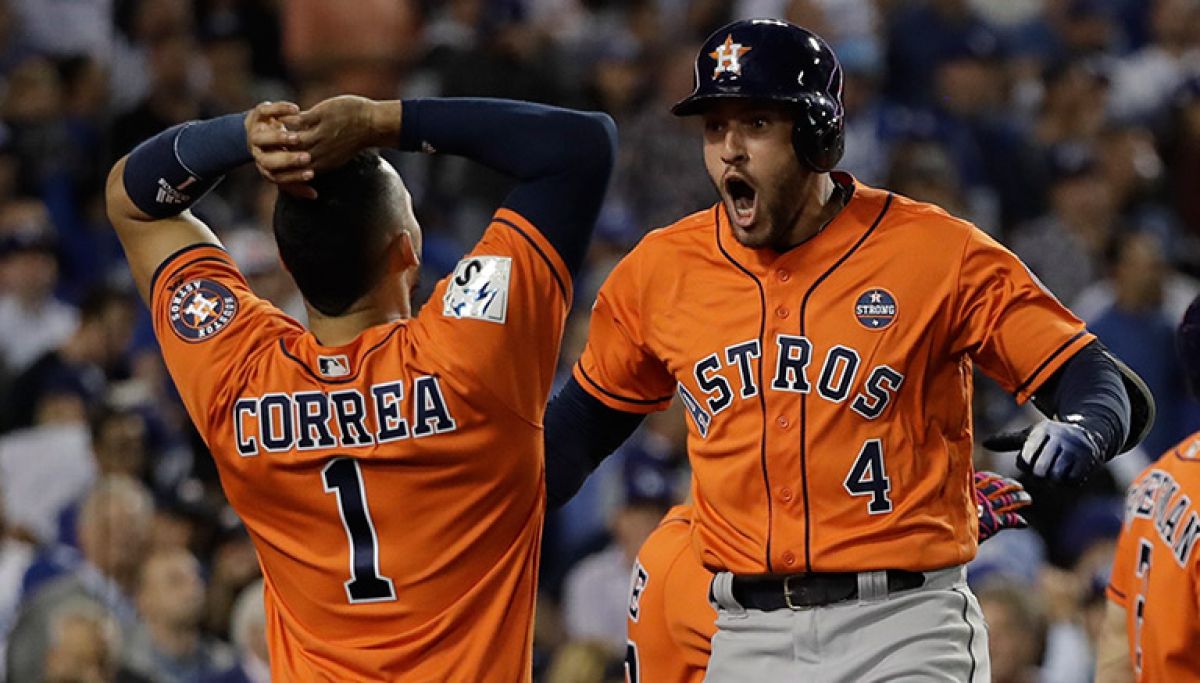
[983,420,1104,485]
[245,100,317,198]
[973,470,1031,543]
[279,95,397,173]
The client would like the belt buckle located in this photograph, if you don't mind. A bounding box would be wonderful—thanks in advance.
[782,575,808,611]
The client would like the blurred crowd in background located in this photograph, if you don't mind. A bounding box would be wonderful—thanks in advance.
[0,0,1199,681]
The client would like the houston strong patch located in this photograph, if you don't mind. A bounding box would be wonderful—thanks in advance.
[443,256,512,324]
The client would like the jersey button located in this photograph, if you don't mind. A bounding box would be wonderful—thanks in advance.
[780,487,793,502]
[776,416,790,429]
[782,551,796,566]
[776,269,790,282]
[775,306,790,319]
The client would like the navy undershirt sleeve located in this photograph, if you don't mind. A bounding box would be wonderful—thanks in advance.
[397,98,617,276]
[544,376,646,510]
[1031,340,1131,461]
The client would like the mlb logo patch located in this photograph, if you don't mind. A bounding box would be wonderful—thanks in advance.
[443,256,512,324]
[855,288,898,330]
[318,355,351,378]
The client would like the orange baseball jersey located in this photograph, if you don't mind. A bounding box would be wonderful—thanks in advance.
[150,208,570,681]
[625,504,712,683]
[576,175,1093,575]
[1107,432,1200,682]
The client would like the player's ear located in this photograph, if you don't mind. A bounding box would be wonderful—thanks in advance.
[389,231,420,272]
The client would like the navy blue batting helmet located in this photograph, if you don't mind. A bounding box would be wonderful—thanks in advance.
[673,18,845,173]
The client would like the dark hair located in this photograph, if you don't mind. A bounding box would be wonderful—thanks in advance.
[273,150,400,316]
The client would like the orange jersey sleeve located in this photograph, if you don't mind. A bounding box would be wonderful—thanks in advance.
[1106,433,1200,682]
[574,239,676,413]
[626,505,714,683]
[414,208,573,425]
[150,244,303,440]
[951,227,1093,403]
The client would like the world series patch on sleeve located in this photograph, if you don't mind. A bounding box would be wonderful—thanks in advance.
[443,255,512,323]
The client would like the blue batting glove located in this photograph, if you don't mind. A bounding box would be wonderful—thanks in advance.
[983,419,1104,484]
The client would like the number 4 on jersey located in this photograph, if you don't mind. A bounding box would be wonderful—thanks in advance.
[844,439,893,514]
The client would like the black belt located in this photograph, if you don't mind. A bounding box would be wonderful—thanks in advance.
[730,569,925,610]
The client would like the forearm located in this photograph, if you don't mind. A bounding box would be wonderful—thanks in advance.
[113,113,252,222]
[387,98,615,181]
[1032,341,1131,461]
[544,376,646,510]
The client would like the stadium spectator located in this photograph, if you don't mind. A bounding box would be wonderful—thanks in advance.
[0,286,133,433]
[7,475,152,682]
[1108,0,1200,125]
[1012,145,1116,305]
[125,548,233,682]
[978,580,1047,683]
[1087,233,1198,458]
[0,392,94,546]
[200,579,266,683]
[42,602,149,683]
[110,31,204,162]
[0,202,77,377]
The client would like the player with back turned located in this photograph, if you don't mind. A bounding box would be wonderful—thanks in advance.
[543,18,1154,681]
[1096,295,1200,683]
[104,96,615,680]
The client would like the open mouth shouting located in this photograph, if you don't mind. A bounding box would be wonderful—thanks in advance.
[724,174,758,230]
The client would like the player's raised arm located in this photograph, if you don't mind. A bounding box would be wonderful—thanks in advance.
[277,96,617,276]
[105,102,306,303]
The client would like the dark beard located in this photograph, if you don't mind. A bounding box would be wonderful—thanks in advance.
[762,166,813,252]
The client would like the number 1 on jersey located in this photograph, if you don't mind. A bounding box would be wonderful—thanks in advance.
[322,458,397,603]
[844,439,893,514]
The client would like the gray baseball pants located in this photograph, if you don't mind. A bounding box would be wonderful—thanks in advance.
[703,565,990,682]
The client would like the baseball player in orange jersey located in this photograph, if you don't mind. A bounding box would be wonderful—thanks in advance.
[1097,296,1200,683]
[622,472,1034,683]
[543,18,1154,681]
[105,95,616,680]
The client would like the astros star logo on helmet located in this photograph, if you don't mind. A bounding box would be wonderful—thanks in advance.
[710,35,751,78]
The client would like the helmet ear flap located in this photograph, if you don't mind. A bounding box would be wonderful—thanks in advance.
[791,98,844,173]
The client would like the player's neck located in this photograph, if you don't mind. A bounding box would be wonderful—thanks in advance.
[305,275,414,346]
[783,173,842,248]
[306,301,408,347]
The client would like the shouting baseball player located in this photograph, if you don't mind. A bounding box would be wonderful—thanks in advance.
[104,96,614,680]
[544,19,1153,681]
[1097,295,1200,683]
